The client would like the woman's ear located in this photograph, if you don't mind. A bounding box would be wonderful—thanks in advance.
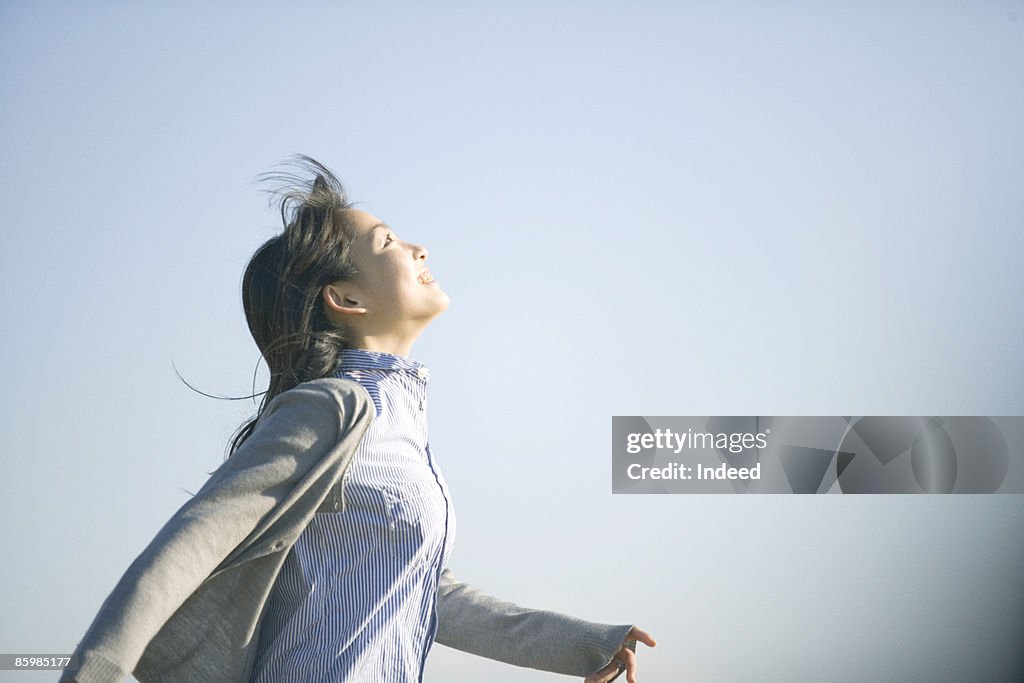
[322,283,368,316]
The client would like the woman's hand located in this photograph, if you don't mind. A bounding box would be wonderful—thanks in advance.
[584,625,657,683]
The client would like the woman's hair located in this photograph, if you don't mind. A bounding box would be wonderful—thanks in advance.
[228,155,359,457]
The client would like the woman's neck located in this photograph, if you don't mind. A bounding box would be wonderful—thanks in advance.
[346,333,417,358]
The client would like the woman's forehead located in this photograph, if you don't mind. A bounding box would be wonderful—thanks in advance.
[338,208,385,235]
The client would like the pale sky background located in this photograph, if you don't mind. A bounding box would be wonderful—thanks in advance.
[2,2,1023,682]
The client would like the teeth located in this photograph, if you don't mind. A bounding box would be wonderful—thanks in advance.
[418,272,434,284]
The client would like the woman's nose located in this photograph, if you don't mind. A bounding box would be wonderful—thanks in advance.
[413,243,428,260]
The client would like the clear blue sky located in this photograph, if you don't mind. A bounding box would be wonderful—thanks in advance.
[2,2,1023,681]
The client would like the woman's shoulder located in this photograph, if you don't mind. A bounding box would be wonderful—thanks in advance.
[264,377,374,427]
[296,375,367,394]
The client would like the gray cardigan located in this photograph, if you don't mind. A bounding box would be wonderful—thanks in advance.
[61,378,632,682]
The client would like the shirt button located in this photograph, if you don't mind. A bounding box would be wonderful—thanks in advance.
[416,367,430,381]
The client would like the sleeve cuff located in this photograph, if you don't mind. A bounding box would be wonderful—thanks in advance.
[578,622,635,676]
[59,650,127,683]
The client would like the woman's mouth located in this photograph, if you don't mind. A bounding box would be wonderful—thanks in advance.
[418,271,435,285]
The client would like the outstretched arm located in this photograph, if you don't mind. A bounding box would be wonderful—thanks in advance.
[435,567,650,678]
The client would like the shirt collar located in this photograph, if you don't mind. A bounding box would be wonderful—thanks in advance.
[337,348,430,381]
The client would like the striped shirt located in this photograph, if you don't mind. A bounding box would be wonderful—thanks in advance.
[249,349,457,682]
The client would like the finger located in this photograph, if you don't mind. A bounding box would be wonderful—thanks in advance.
[627,625,657,648]
[616,647,638,683]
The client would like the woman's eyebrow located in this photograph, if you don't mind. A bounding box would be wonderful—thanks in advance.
[368,223,392,245]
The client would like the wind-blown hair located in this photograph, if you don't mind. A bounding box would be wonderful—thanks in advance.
[229,155,359,456]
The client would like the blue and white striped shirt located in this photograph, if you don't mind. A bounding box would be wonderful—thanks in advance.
[250,349,457,682]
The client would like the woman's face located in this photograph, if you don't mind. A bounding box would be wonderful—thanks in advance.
[337,209,450,333]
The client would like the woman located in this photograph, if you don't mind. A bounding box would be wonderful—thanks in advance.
[61,157,655,683]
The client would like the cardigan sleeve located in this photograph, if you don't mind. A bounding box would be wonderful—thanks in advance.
[434,567,634,677]
[60,382,347,683]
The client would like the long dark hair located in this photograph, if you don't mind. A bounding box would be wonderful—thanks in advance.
[229,155,359,456]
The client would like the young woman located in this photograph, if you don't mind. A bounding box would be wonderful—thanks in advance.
[61,157,655,683]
